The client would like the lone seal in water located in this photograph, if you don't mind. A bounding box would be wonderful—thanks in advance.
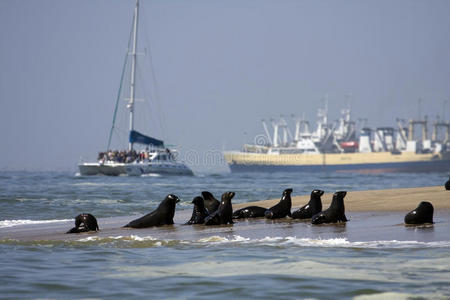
[186,196,209,225]
[232,206,267,219]
[202,191,220,214]
[124,194,180,228]
[445,177,450,190]
[204,191,234,225]
[404,201,434,225]
[66,213,99,234]
[292,189,324,219]
[265,188,293,219]
[311,191,348,224]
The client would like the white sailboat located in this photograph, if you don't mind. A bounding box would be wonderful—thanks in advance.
[78,0,193,176]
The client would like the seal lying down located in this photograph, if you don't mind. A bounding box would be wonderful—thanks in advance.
[124,194,180,228]
[311,191,348,225]
[232,206,267,219]
[404,201,434,225]
[66,213,99,234]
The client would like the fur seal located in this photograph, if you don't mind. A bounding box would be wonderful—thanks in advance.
[124,194,180,228]
[265,188,293,219]
[204,191,234,225]
[185,196,209,225]
[311,191,348,224]
[292,189,324,219]
[202,191,220,214]
[66,213,99,234]
[232,206,267,219]
[404,201,434,225]
[445,177,450,190]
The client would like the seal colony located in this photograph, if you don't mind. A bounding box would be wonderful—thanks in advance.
[66,185,439,234]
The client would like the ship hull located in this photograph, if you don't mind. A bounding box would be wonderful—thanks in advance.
[224,151,450,173]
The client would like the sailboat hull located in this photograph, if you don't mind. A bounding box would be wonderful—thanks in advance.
[78,163,127,176]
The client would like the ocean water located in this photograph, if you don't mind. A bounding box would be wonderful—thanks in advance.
[1,170,450,299]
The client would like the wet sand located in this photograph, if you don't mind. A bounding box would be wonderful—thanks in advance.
[1,186,449,242]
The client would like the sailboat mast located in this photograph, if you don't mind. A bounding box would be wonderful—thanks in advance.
[128,0,139,151]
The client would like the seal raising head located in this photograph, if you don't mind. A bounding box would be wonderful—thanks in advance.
[124,194,180,228]
[311,191,348,225]
[204,191,235,225]
[186,196,209,225]
[404,201,434,225]
[292,189,324,219]
[201,191,220,214]
[265,188,293,219]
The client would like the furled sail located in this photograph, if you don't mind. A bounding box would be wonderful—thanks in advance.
[129,130,164,147]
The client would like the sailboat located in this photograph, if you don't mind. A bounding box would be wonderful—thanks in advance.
[78,0,193,176]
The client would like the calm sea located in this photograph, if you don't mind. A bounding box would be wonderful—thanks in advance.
[1,170,449,299]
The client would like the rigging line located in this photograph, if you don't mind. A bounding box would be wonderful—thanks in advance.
[106,10,135,151]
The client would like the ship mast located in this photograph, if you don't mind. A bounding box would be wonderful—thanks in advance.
[128,0,139,151]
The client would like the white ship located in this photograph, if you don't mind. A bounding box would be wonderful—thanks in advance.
[78,0,193,176]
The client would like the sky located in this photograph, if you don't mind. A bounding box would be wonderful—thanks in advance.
[1,0,450,172]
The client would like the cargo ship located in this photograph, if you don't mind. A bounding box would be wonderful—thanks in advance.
[223,104,450,173]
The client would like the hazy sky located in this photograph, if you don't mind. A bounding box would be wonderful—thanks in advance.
[1,0,449,171]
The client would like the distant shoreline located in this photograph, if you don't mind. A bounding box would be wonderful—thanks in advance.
[234,186,449,212]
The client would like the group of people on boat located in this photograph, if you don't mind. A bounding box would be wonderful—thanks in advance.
[97,148,174,164]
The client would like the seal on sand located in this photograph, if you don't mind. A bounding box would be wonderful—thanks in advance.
[311,191,348,224]
[66,213,99,234]
[186,196,209,225]
[292,189,324,219]
[202,191,220,214]
[204,191,234,225]
[445,177,450,190]
[232,206,267,219]
[404,201,434,225]
[265,188,293,219]
[124,194,180,228]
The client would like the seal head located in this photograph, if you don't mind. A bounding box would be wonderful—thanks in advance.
[292,189,324,219]
[404,201,434,225]
[445,177,450,190]
[232,206,267,219]
[265,188,293,219]
[202,191,220,214]
[311,191,348,224]
[204,191,235,225]
[124,194,180,228]
[66,213,99,234]
[186,196,209,225]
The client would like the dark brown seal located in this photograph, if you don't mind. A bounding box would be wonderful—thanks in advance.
[292,189,324,219]
[311,191,348,224]
[404,201,434,225]
[204,192,234,225]
[265,188,293,219]
[66,213,99,234]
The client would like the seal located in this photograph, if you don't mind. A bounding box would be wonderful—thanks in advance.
[445,177,450,190]
[311,191,348,224]
[292,189,324,219]
[404,201,434,225]
[66,213,99,234]
[202,191,220,214]
[204,191,234,225]
[232,206,267,219]
[185,196,209,225]
[124,194,180,228]
[265,188,293,219]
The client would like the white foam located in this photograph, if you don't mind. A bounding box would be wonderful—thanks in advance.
[0,219,71,228]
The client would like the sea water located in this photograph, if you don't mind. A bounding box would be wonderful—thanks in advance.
[1,171,449,299]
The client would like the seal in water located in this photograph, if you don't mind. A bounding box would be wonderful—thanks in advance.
[445,177,450,190]
[265,188,293,219]
[185,196,209,225]
[232,206,267,219]
[292,189,324,219]
[66,213,99,234]
[124,194,180,228]
[404,201,434,225]
[204,191,235,225]
[201,191,220,214]
[311,191,348,224]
